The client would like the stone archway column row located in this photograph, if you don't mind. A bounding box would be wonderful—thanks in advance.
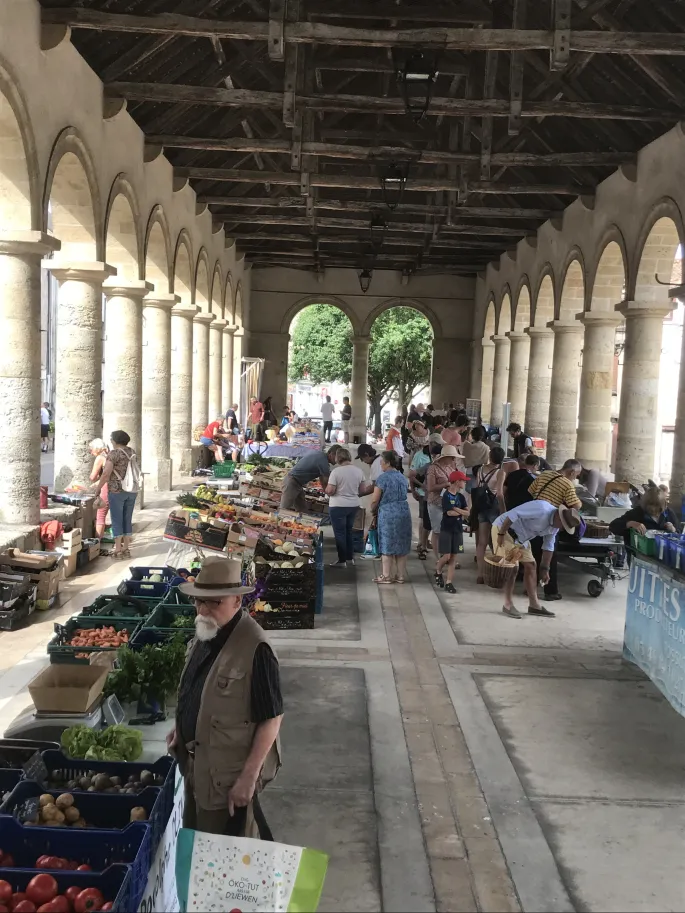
[431,338,470,410]
[506,331,530,425]
[103,279,152,453]
[170,304,199,474]
[489,334,510,428]
[351,335,370,442]
[575,312,623,472]
[615,299,675,483]
[222,325,238,410]
[44,261,115,492]
[209,319,227,419]
[0,232,60,523]
[469,339,483,401]
[143,293,179,491]
[233,329,244,421]
[192,313,214,430]
[546,321,584,468]
[524,327,554,444]
[479,338,495,424]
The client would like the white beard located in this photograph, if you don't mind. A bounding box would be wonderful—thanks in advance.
[195,614,220,642]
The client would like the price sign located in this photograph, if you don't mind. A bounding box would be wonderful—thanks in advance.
[22,751,48,787]
[138,766,185,913]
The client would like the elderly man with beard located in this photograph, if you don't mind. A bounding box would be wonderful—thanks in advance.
[167,557,283,839]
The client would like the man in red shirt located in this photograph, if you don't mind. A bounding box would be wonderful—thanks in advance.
[248,397,264,440]
[200,416,229,463]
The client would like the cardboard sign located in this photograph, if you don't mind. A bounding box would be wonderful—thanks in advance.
[138,766,185,913]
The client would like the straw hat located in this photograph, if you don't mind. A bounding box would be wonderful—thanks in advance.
[438,444,460,459]
[558,506,581,535]
[178,556,255,598]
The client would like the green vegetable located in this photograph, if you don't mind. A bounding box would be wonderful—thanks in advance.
[103,635,187,706]
[176,493,205,508]
[98,724,143,761]
[60,725,98,759]
[84,745,123,762]
[61,724,143,762]
[171,614,195,628]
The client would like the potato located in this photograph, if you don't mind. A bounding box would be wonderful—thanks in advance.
[39,794,55,807]
[64,806,81,823]
[130,807,148,822]
[71,817,86,828]
[51,808,66,824]
[41,805,58,821]
[55,793,74,809]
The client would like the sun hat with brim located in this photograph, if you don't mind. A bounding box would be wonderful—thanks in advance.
[178,556,255,598]
[558,506,581,535]
[438,444,460,459]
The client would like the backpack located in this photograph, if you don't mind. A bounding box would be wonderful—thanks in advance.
[472,466,499,512]
[112,450,141,493]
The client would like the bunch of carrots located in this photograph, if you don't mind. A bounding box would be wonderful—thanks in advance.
[67,626,130,652]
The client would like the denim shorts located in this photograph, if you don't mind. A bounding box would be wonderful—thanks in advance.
[477,504,500,525]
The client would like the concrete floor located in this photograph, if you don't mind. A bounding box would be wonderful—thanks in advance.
[1,496,685,912]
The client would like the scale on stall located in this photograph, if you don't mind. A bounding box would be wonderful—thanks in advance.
[4,694,125,743]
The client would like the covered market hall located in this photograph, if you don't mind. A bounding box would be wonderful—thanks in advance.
[2,1,685,911]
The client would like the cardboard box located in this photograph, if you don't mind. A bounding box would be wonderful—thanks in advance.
[61,552,78,579]
[1,550,62,601]
[28,663,108,713]
[2,548,61,571]
[62,528,82,549]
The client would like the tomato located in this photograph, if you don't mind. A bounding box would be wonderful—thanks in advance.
[63,889,80,908]
[34,859,51,870]
[13,903,36,913]
[0,882,13,905]
[0,904,9,913]
[73,890,103,913]
[74,868,90,874]
[99,905,112,912]
[46,898,69,913]
[25,875,58,907]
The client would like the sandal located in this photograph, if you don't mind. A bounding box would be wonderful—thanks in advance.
[395,577,406,584]
[418,548,427,560]
[373,575,395,584]
[112,552,124,561]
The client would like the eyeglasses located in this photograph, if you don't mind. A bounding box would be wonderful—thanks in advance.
[190,596,223,609]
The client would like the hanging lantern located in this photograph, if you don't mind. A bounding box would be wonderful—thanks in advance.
[378,162,410,211]
[396,51,439,123]
[358,268,373,294]
[369,215,386,253]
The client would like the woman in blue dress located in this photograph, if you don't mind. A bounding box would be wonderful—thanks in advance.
[370,451,413,584]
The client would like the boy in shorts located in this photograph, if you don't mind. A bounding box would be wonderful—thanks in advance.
[435,471,470,593]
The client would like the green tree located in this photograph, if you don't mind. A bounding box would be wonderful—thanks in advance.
[289,304,353,384]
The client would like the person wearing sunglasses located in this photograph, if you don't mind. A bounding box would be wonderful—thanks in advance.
[167,557,283,840]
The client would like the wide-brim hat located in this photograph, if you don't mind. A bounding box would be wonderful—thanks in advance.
[428,433,444,443]
[558,505,581,535]
[178,556,255,598]
[438,444,460,459]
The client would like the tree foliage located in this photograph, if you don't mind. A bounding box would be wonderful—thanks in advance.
[289,303,432,432]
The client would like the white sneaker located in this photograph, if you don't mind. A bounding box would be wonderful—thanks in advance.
[329,560,347,568]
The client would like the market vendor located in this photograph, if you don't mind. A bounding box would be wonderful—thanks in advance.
[168,557,283,839]
[200,415,230,463]
[609,486,678,552]
[280,443,342,511]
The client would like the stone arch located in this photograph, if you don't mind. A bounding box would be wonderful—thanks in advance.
[235,282,244,326]
[558,256,585,321]
[43,127,100,261]
[360,297,440,338]
[0,60,39,231]
[104,176,142,281]
[173,230,193,305]
[483,297,496,337]
[633,200,685,303]
[210,262,223,318]
[514,280,532,331]
[144,205,172,294]
[195,248,210,310]
[497,291,512,334]
[532,269,555,326]
[281,294,361,336]
[224,273,234,322]
[587,228,628,312]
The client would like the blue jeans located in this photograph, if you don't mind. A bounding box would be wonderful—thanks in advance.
[108,490,137,538]
[329,505,358,562]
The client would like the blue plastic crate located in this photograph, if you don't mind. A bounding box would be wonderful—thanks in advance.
[0,863,131,913]
[0,816,149,912]
[0,769,23,796]
[117,566,177,599]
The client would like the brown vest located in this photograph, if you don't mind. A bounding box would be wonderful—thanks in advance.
[176,612,282,811]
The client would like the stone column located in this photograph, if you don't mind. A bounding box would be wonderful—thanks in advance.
[546,321,584,468]
[575,313,623,472]
[524,327,554,442]
[170,304,199,474]
[102,279,152,452]
[192,312,214,429]
[506,331,530,425]
[479,338,495,423]
[671,318,685,513]
[351,335,370,442]
[469,339,483,401]
[0,232,60,523]
[142,293,179,491]
[44,261,116,491]
[431,338,470,408]
[489,334,511,428]
[233,329,244,421]
[615,299,674,483]
[222,325,238,409]
[209,318,227,418]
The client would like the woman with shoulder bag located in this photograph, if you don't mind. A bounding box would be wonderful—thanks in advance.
[94,430,141,560]
[89,438,110,539]
[472,446,505,584]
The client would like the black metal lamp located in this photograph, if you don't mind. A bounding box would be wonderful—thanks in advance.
[378,162,410,211]
[397,51,439,123]
[358,268,373,294]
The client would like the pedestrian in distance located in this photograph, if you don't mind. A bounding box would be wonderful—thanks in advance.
[435,471,470,593]
[321,395,335,443]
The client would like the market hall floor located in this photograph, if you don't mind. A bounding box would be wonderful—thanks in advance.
[1,495,685,912]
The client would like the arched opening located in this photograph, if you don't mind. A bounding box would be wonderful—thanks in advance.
[635,216,682,304]
[591,241,626,312]
[509,286,532,424]
[484,299,496,338]
[480,299,496,424]
[559,259,585,322]
[490,293,511,427]
[105,190,140,281]
[497,292,512,335]
[195,253,210,311]
[46,150,97,262]
[534,274,554,327]
[173,234,193,306]
[210,265,223,319]
[145,211,171,295]
[208,265,224,417]
[0,84,33,230]
[514,285,531,332]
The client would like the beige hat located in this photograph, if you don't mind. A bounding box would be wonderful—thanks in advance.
[178,556,255,598]
[558,505,581,535]
[438,444,460,459]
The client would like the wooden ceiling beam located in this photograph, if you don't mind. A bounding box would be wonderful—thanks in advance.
[106,82,683,121]
[221,213,529,235]
[43,11,685,56]
[314,57,469,76]
[302,1,492,24]
[203,197,557,218]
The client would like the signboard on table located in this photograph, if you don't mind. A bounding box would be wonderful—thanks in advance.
[623,554,685,717]
[138,766,185,913]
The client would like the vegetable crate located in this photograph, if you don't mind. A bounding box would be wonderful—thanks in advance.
[47,618,141,665]
[0,863,131,913]
[130,626,194,648]
[162,586,193,608]
[76,594,160,624]
[630,529,658,557]
[253,611,315,630]
[0,816,148,912]
[142,603,195,634]
[0,595,36,632]
[117,565,177,599]
[212,460,236,478]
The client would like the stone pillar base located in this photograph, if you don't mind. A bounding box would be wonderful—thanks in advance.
[147,458,173,492]
[181,447,196,474]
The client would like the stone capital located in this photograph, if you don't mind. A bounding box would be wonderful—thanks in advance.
[223,324,239,336]
[352,335,371,347]
[577,311,623,328]
[525,326,554,339]
[0,230,61,258]
[547,320,584,335]
[143,293,181,311]
[172,304,199,320]
[616,298,676,320]
[505,331,529,341]
[42,260,116,284]
[481,336,495,348]
[490,334,510,345]
[103,278,154,299]
[193,311,215,326]
[210,318,228,330]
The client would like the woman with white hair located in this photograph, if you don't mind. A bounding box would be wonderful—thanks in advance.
[89,438,110,538]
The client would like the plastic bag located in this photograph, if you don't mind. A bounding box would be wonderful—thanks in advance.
[607,491,631,508]
[364,528,380,557]
[175,830,328,913]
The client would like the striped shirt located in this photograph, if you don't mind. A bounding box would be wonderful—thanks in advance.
[528,470,582,509]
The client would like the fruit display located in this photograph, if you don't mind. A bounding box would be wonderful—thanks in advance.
[0,874,115,912]
[192,485,237,506]
[45,769,164,795]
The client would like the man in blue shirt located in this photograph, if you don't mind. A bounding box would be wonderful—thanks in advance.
[281,445,342,511]
[492,501,580,620]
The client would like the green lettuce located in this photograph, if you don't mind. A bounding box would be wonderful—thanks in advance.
[60,724,143,762]
[61,725,99,759]
[97,724,143,761]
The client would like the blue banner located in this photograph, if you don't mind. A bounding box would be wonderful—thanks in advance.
[623,555,685,716]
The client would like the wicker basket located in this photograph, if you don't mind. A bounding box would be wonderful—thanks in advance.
[583,521,611,539]
[483,555,519,589]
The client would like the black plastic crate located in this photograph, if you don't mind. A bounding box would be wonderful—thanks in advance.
[142,603,195,633]
[252,611,315,630]
[76,594,160,623]
[0,595,35,631]
[47,618,140,665]
[163,516,228,551]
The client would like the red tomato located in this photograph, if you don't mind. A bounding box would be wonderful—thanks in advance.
[0,904,9,913]
[0,882,13,905]
[74,868,90,874]
[99,905,112,912]
[46,898,69,913]
[73,891,103,913]
[36,905,59,913]
[11,894,28,910]
[63,889,80,908]
[12,903,36,913]
[25,875,58,907]
[34,859,51,870]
